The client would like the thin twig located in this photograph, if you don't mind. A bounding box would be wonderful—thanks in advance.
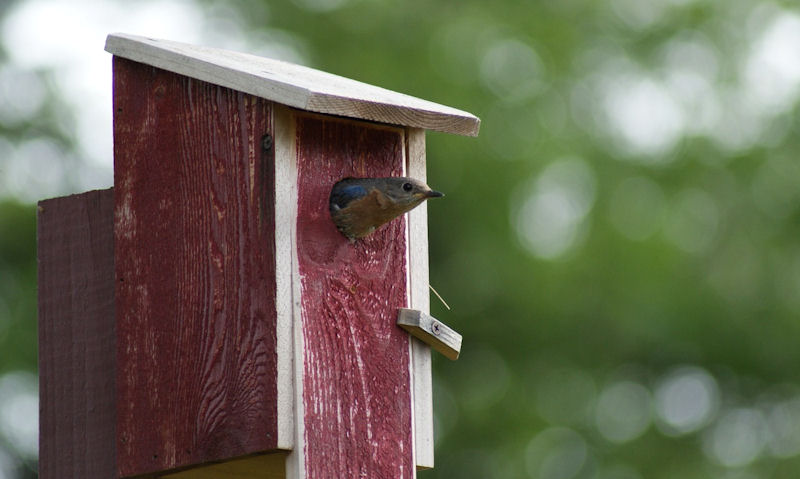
[429,284,451,311]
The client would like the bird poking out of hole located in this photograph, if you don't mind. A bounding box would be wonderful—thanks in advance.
[329,177,444,240]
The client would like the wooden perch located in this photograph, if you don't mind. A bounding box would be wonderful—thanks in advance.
[397,309,462,360]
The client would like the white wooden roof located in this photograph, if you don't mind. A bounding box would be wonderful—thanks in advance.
[105,33,480,137]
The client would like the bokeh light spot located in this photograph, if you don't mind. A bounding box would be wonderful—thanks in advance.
[743,10,800,114]
[600,69,684,158]
[703,408,767,468]
[513,158,596,260]
[0,371,38,459]
[660,33,721,136]
[595,381,652,443]
[654,366,719,436]
[0,66,46,126]
[480,38,546,103]
[525,427,590,479]
[2,138,70,202]
[610,0,669,31]
[766,395,800,458]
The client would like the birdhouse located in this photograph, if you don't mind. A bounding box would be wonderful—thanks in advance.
[37,33,478,478]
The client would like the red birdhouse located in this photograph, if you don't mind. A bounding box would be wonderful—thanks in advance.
[37,33,478,478]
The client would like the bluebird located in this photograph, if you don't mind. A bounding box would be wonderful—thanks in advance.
[329,177,444,240]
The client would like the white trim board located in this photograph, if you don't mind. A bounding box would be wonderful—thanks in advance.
[273,105,298,453]
[406,128,434,469]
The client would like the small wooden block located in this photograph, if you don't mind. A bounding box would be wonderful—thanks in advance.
[397,309,462,361]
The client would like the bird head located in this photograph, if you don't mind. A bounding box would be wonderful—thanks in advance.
[377,177,444,209]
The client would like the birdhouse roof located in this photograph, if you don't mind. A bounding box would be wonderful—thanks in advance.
[105,33,480,137]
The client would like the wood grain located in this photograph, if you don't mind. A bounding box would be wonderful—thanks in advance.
[295,113,414,478]
[37,188,116,479]
[105,33,481,137]
[113,57,278,476]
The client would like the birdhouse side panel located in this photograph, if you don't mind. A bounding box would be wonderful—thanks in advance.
[294,114,414,478]
[113,57,279,476]
[37,189,116,479]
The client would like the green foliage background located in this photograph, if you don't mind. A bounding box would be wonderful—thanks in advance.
[2,0,800,477]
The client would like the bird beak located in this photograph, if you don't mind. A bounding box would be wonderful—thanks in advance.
[425,190,444,198]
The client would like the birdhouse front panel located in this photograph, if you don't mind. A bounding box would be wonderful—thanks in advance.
[292,113,414,478]
[113,57,280,477]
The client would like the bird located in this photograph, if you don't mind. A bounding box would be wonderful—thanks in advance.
[329,177,444,240]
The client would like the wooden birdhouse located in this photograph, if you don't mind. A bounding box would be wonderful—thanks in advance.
[37,33,479,478]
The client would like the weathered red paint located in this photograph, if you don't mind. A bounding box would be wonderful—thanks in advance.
[113,57,277,476]
[295,114,414,478]
[38,189,116,479]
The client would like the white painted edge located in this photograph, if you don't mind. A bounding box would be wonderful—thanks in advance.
[274,104,296,451]
[274,105,306,478]
[105,33,480,137]
[406,128,435,470]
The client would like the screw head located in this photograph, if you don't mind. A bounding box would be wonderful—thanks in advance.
[262,134,273,151]
[431,321,441,335]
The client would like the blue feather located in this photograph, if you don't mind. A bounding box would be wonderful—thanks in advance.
[330,184,368,210]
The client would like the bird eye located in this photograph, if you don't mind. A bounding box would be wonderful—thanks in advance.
[402,182,413,192]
